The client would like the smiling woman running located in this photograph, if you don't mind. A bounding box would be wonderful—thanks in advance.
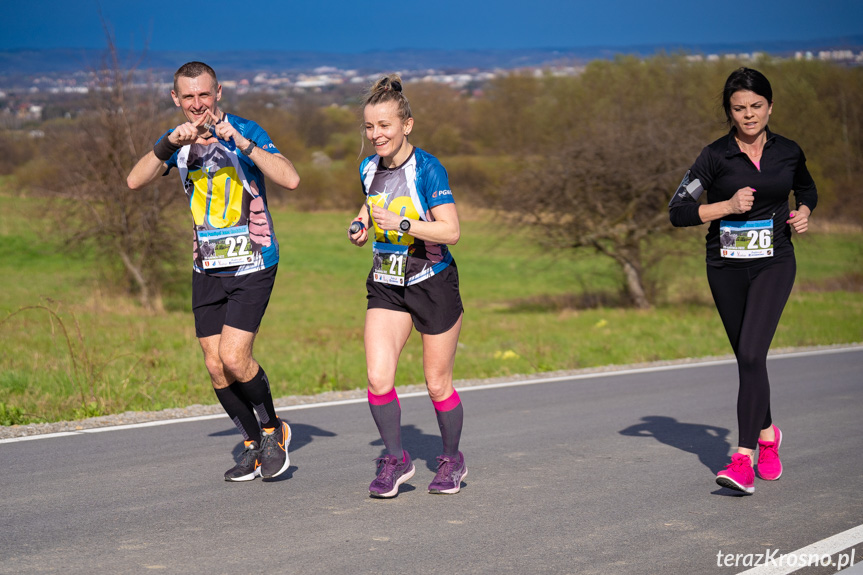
[669,68,817,495]
[348,74,467,498]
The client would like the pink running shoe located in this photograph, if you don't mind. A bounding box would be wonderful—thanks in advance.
[757,425,783,481]
[716,453,755,494]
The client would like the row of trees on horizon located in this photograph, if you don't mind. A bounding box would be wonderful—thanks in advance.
[2,52,862,310]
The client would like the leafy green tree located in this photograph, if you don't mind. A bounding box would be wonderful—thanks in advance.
[764,60,863,220]
[472,72,546,154]
[406,82,472,155]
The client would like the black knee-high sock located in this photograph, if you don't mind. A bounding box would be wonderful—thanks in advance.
[236,365,279,430]
[215,384,261,444]
[368,388,403,458]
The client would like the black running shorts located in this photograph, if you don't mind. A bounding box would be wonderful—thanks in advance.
[366,263,464,335]
[192,265,278,338]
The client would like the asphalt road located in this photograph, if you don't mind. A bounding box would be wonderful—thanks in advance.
[1,347,861,575]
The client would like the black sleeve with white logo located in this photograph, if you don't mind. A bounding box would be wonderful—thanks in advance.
[669,146,713,228]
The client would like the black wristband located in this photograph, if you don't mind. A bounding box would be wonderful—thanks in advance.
[241,140,256,155]
[153,136,181,162]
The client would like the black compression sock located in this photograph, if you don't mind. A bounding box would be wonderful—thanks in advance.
[215,384,261,444]
[236,366,279,429]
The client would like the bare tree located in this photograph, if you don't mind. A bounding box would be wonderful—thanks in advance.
[48,26,183,310]
[496,56,717,308]
[503,120,703,308]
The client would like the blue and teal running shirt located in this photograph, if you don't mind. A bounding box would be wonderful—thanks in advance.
[162,113,280,276]
[360,147,455,285]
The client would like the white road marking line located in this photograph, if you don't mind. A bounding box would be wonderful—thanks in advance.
[1,345,859,445]
[736,524,863,574]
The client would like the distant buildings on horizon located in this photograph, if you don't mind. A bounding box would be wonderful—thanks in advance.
[2,45,862,130]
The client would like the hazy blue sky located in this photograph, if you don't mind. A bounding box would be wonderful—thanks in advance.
[2,0,862,53]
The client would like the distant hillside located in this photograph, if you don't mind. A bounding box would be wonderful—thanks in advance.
[1,35,862,77]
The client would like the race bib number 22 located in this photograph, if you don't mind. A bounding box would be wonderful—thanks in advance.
[197,225,254,269]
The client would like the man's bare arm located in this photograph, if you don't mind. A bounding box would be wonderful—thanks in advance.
[127,114,211,190]
[209,111,299,190]
[243,149,300,190]
[127,152,166,190]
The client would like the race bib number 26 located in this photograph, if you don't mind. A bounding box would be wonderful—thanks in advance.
[719,219,774,259]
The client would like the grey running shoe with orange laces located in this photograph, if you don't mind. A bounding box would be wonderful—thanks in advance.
[260,420,291,479]
[225,441,261,482]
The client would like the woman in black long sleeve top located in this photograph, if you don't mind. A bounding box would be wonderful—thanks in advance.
[669,68,817,495]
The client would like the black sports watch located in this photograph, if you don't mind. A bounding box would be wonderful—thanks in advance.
[399,218,411,233]
[241,139,257,155]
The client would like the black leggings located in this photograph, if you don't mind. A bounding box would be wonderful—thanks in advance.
[706,255,796,449]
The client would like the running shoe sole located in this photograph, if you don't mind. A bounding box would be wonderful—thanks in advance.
[261,421,292,479]
[225,466,262,482]
[715,475,754,495]
[369,464,415,498]
[429,467,468,495]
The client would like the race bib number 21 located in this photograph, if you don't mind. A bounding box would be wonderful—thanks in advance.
[372,242,408,286]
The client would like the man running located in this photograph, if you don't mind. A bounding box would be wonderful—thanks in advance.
[127,62,299,482]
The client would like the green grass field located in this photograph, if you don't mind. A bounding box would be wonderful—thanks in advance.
[2,192,861,425]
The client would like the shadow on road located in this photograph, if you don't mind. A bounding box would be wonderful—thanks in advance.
[370,423,444,473]
[210,422,337,461]
[619,415,731,473]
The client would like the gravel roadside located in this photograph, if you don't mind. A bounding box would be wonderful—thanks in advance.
[2,344,858,440]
